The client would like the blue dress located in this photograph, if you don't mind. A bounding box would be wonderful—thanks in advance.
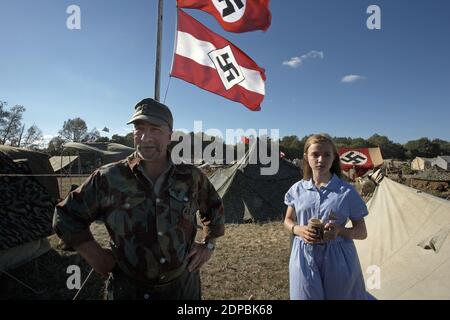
[285,174,369,300]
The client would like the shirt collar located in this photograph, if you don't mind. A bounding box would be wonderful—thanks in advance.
[127,151,191,176]
[303,174,340,191]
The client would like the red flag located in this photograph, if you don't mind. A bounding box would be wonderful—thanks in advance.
[241,136,250,144]
[177,0,271,33]
[171,9,266,111]
[339,148,374,171]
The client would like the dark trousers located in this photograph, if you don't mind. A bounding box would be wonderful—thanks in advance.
[104,268,201,300]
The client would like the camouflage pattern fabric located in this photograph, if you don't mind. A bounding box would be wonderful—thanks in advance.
[104,266,201,300]
[53,152,224,283]
[0,152,55,250]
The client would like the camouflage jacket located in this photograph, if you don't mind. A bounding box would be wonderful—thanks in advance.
[53,153,224,282]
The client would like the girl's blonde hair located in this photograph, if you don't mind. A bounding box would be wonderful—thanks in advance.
[303,133,342,180]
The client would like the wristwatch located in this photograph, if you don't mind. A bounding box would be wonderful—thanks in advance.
[203,241,215,251]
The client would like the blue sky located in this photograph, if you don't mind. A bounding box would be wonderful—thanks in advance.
[1,0,449,145]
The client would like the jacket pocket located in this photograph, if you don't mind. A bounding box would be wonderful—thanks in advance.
[168,188,198,224]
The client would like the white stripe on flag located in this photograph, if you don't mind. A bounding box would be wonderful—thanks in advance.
[176,31,215,68]
[176,31,265,95]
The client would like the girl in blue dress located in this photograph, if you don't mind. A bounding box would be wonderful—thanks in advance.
[284,134,369,300]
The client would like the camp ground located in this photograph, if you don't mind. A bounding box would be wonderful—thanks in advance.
[1,142,450,299]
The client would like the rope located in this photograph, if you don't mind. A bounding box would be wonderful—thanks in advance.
[163,76,172,104]
[0,269,42,294]
[72,268,94,300]
[0,174,89,177]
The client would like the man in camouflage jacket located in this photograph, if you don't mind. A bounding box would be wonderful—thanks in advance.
[53,98,225,300]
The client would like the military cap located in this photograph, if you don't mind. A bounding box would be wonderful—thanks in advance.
[126,98,173,130]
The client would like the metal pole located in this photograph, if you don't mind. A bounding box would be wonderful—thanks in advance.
[154,0,163,101]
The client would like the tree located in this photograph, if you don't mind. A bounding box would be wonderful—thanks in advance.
[279,135,304,159]
[404,137,440,158]
[47,136,65,156]
[349,137,372,148]
[82,128,100,142]
[21,124,43,148]
[368,134,406,159]
[59,117,88,142]
[0,104,26,145]
[110,132,134,147]
[0,101,8,131]
[333,136,354,149]
[432,139,450,156]
[96,136,110,143]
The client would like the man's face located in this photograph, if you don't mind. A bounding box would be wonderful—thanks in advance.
[133,121,172,162]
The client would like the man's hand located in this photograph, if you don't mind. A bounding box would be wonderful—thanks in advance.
[74,241,116,277]
[187,242,213,273]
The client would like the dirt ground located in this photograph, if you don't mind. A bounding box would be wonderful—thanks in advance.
[1,221,290,300]
[387,174,450,200]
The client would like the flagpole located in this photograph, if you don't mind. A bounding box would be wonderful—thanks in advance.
[154,0,163,101]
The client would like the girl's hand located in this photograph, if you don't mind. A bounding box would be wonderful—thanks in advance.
[323,222,342,242]
[295,225,322,244]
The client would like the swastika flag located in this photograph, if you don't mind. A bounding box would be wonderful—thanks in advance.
[171,9,266,111]
[177,0,271,33]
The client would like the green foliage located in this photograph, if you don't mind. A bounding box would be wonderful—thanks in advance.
[279,135,304,159]
[404,137,441,158]
[110,132,134,147]
[58,117,88,142]
[276,133,448,160]
[368,134,406,159]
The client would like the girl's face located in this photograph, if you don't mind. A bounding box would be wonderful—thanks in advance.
[306,142,336,175]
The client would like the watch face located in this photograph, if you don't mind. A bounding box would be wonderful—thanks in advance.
[206,242,215,250]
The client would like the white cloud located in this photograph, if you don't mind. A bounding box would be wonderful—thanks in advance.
[282,57,302,68]
[282,51,324,68]
[31,134,56,149]
[42,134,55,143]
[341,74,365,83]
[305,50,324,59]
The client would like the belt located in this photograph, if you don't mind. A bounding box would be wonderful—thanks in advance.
[112,261,188,288]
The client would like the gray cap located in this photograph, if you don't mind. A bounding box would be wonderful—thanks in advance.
[127,98,173,130]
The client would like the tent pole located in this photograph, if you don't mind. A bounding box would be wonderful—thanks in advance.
[154,0,163,101]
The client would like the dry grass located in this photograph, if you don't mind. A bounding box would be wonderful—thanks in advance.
[1,221,291,300]
[201,222,290,300]
[56,176,90,199]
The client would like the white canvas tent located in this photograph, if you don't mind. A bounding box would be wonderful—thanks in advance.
[49,155,80,173]
[411,157,435,171]
[355,177,450,299]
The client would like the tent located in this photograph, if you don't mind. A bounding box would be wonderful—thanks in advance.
[411,157,435,171]
[62,142,135,173]
[0,146,57,270]
[49,155,80,174]
[433,156,450,171]
[208,144,301,223]
[355,177,450,299]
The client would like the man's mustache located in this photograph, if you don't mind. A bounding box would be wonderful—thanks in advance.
[138,145,160,151]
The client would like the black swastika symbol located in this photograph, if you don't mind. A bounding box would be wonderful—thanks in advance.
[341,152,367,164]
[216,53,240,82]
[218,0,244,18]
